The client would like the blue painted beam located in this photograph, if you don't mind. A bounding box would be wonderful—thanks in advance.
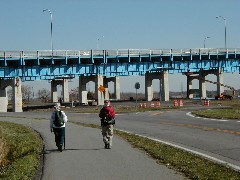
[0,49,239,80]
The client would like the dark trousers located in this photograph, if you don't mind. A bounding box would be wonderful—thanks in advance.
[53,127,65,146]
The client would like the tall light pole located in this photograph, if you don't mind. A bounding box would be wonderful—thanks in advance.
[204,36,211,48]
[216,16,227,49]
[43,9,53,57]
[97,35,104,50]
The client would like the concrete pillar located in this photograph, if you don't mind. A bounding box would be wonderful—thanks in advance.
[103,80,109,100]
[62,79,69,102]
[79,75,119,105]
[79,76,88,105]
[114,76,120,100]
[51,80,58,103]
[95,75,104,105]
[0,87,7,112]
[145,73,153,101]
[162,72,169,101]
[12,77,23,112]
[199,71,207,98]
[217,69,224,95]
[103,76,120,100]
[144,72,169,102]
[186,75,193,99]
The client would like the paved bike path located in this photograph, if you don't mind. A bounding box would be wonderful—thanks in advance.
[1,112,185,180]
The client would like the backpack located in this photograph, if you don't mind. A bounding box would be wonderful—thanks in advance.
[103,115,115,125]
[54,110,65,127]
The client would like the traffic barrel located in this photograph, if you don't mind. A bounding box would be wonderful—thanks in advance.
[143,102,147,108]
[139,103,143,108]
[173,100,178,107]
[150,101,155,108]
[156,101,160,108]
[179,99,183,107]
[204,99,209,106]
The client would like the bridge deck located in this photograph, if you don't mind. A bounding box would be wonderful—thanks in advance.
[0,49,239,80]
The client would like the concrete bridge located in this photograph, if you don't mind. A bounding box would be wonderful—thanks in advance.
[0,48,239,112]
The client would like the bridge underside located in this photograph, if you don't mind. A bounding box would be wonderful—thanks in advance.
[0,49,239,81]
[0,49,239,112]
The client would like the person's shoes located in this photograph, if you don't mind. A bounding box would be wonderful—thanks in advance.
[58,144,63,152]
[105,144,111,149]
[104,143,108,149]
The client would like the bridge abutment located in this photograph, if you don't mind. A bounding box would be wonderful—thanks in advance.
[104,76,120,100]
[51,79,69,103]
[145,72,169,101]
[0,78,22,112]
[79,75,120,105]
[185,68,224,99]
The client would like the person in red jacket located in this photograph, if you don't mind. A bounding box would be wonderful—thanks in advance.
[99,100,116,149]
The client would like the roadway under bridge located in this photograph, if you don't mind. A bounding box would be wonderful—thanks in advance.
[0,48,239,112]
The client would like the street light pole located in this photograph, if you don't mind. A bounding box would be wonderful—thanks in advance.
[204,36,211,48]
[97,35,104,50]
[216,16,227,49]
[43,9,53,57]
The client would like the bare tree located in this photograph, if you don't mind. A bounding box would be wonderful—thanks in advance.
[38,88,50,102]
[22,85,32,102]
[7,87,13,101]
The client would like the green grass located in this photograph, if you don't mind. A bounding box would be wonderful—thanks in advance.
[51,105,176,114]
[0,121,43,180]
[1,99,239,179]
[72,122,240,180]
[192,99,240,120]
[192,107,240,119]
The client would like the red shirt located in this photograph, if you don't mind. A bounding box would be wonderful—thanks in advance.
[99,105,116,119]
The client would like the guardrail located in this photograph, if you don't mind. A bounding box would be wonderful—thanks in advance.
[0,48,239,58]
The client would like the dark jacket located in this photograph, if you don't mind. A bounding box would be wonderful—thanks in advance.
[99,105,116,125]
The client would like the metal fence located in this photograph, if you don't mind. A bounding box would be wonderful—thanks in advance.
[0,48,239,58]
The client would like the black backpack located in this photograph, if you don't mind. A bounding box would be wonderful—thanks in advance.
[54,110,65,127]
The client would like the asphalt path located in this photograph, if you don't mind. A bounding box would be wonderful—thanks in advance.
[56,103,240,171]
[0,112,185,180]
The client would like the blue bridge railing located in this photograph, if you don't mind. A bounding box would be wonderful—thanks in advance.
[0,48,239,81]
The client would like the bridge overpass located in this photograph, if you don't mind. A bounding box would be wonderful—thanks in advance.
[0,48,239,112]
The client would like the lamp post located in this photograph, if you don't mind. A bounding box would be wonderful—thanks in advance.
[97,35,104,50]
[216,16,227,49]
[43,9,53,57]
[204,36,211,48]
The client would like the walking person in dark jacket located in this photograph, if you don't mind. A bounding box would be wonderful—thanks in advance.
[99,100,116,149]
[50,103,68,152]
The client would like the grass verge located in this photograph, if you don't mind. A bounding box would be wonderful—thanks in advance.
[192,107,240,120]
[73,122,240,180]
[0,121,43,180]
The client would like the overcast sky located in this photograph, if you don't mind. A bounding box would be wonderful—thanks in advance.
[1,0,239,93]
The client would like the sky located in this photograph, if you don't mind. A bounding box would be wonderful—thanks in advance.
[1,0,239,93]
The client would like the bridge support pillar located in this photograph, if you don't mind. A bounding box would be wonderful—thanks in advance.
[104,76,120,100]
[51,79,69,103]
[62,79,69,102]
[185,72,207,99]
[162,72,169,101]
[145,72,169,101]
[0,88,8,112]
[95,75,104,105]
[185,68,224,99]
[186,75,194,99]
[216,69,224,95]
[12,78,23,112]
[79,76,88,105]
[145,73,153,101]
[51,80,58,103]
[79,75,105,105]
[199,70,207,99]
[0,78,23,112]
